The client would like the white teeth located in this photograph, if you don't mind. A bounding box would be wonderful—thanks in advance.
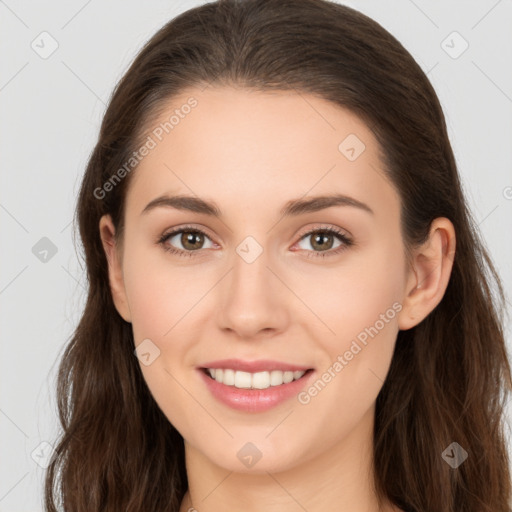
[234,370,252,389]
[206,368,307,389]
[223,368,235,385]
[252,371,269,389]
[283,371,294,383]
[269,370,284,386]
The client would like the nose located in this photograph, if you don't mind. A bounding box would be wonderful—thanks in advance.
[216,242,290,340]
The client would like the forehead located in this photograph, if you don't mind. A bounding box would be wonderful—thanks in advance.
[125,85,398,222]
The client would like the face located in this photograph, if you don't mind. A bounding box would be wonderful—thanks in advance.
[101,86,414,473]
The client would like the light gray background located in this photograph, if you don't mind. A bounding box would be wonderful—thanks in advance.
[1,0,511,510]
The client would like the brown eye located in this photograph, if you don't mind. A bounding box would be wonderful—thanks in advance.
[309,231,336,251]
[296,228,352,256]
[179,231,205,251]
[158,226,215,256]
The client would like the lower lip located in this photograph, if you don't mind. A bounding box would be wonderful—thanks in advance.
[198,368,315,413]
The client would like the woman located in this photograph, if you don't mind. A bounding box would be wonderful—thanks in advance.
[44,1,512,511]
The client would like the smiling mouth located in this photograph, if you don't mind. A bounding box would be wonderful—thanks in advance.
[201,367,314,390]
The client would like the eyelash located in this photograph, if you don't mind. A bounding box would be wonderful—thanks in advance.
[157,224,353,259]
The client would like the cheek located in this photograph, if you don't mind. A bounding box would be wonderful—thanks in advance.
[324,238,402,313]
[308,238,405,375]
[122,247,206,434]
[293,245,404,442]
[123,244,205,343]
[124,231,405,361]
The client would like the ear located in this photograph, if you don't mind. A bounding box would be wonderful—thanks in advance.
[397,217,456,331]
[99,214,132,323]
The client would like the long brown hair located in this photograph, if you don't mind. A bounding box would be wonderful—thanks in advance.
[44,1,512,510]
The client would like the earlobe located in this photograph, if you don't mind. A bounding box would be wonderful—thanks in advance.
[99,214,132,323]
[397,217,456,331]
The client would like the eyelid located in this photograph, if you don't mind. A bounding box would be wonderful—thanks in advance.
[159,223,218,243]
[157,222,353,257]
[159,223,351,242]
[292,224,353,258]
[295,223,352,240]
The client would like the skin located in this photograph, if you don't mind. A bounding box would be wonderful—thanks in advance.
[99,85,456,512]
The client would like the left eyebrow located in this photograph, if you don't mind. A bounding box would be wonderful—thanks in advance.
[140,193,374,217]
[280,194,374,216]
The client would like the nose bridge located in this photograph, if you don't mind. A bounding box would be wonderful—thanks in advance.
[217,234,288,336]
[232,237,271,293]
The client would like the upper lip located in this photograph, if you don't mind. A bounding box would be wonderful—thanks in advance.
[199,359,313,373]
